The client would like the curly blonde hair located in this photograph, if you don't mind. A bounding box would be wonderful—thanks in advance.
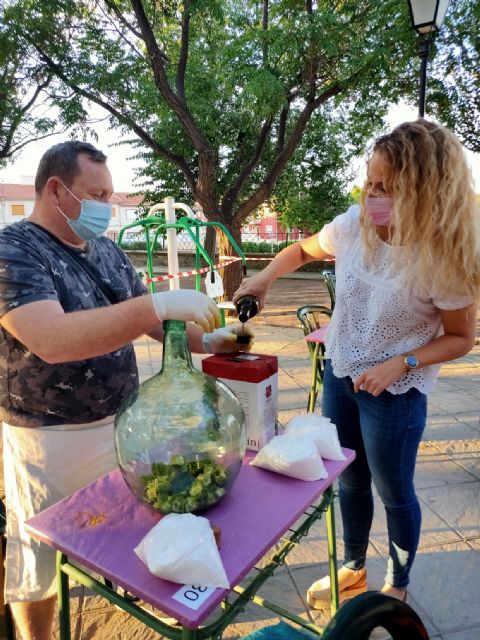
[360,119,480,301]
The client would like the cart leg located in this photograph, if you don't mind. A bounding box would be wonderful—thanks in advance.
[181,625,197,639]
[325,486,340,617]
[57,552,71,640]
[307,343,320,412]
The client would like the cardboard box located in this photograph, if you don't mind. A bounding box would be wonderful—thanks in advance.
[202,353,278,451]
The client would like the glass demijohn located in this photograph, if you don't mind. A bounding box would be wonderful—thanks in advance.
[115,320,246,514]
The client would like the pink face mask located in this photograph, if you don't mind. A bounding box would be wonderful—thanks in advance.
[365,197,394,227]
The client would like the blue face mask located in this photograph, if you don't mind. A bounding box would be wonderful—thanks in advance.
[57,182,112,241]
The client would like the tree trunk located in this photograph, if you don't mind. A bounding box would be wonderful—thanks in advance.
[203,226,216,264]
[217,221,243,306]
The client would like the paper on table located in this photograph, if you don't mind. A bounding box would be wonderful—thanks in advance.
[284,413,346,461]
[250,435,327,481]
[134,513,229,589]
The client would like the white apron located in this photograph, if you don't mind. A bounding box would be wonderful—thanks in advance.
[3,417,116,602]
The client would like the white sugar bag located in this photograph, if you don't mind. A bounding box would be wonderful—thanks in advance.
[250,435,327,481]
[284,413,346,461]
[134,513,229,589]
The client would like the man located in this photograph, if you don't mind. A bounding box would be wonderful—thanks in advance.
[0,141,248,640]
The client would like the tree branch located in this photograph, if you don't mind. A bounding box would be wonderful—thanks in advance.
[128,0,219,217]
[277,95,294,153]
[103,0,143,43]
[176,0,191,101]
[234,82,342,221]
[18,75,51,118]
[1,128,69,160]
[221,117,273,216]
[31,43,197,193]
[0,75,52,159]
[100,0,146,59]
[262,0,269,65]
[219,0,272,217]
[129,0,208,153]
[305,0,319,100]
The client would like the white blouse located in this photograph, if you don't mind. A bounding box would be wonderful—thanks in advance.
[318,205,470,395]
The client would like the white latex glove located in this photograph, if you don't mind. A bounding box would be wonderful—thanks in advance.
[202,323,254,354]
[151,289,221,333]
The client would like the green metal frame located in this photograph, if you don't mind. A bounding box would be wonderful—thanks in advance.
[321,270,336,311]
[56,486,339,640]
[296,305,332,413]
[117,216,247,296]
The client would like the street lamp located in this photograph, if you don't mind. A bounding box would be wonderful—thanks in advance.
[407,0,450,117]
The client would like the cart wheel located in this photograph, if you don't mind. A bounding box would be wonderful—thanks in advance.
[321,590,429,640]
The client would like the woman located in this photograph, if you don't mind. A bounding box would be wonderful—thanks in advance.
[233,119,479,605]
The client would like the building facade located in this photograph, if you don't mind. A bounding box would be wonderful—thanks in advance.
[241,203,302,242]
[0,184,304,246]
[0,183,144,239]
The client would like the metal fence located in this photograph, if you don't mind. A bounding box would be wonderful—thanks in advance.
[112,230,303,253]
[240,231,304,253]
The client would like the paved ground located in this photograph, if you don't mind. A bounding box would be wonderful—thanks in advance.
[3,274,480,639]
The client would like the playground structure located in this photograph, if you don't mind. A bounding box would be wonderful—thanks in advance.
[117,197,247,297]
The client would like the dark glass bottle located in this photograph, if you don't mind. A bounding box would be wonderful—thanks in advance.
[115,320,246,514]
[235,295,260,323]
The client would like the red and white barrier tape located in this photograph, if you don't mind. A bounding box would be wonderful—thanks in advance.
[144,254,333,283]
[145,256,243,283]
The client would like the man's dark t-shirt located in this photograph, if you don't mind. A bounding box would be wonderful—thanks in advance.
[0,220,148,427]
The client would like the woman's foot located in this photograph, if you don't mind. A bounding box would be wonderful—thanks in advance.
[307,566,367,610]
[381,584,407,602]
[368,586,408,639]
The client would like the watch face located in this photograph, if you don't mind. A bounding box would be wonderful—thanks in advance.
[406,355,418,368]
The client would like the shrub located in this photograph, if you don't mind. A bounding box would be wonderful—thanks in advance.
[119,240,148,250]
[119,239,297,254]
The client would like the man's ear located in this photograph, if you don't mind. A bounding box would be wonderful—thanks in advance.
[45,176,62,205]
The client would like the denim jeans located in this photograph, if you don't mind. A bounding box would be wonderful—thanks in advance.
[322,360,427,588]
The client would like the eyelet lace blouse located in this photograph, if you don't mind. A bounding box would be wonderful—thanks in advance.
[318,205,471,395]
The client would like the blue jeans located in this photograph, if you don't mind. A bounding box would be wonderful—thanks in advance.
[322,360,427,588]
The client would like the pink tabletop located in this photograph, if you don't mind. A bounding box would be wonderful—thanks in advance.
[305,325,329,342]
[26,449,354,629]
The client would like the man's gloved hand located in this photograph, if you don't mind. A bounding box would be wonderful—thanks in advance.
[151,289,221,333]
[202,323,255,354]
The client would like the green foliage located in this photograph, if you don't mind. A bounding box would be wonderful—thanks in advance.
[426,0,480,152]
[118,240,148,250]
[141,455,229,513]
[0,19,53,163]
[121,238,296,254]
[241,240,277,253]
[2,0,477,250]
[2,1,414,197]
[0,0,103,163]
[242,240,296,254]
[272,113,357,232]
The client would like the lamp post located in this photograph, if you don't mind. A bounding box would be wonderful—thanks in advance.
[407,0,450,117]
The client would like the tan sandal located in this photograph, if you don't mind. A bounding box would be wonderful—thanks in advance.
[307,567,367,610]
[380,585,407,602]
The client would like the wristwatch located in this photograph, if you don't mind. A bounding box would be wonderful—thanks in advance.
[404,354,419,370]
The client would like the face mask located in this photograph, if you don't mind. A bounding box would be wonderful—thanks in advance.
[365,196,394,227]
[57,182,112,240]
